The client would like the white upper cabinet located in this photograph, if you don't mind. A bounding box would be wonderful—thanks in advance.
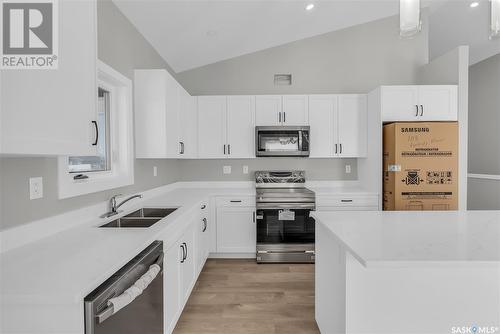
[381,85,458,122]
[179,87,198,158]
[309,94,367,158]
[255,95,282,126]
[255,95,309,126]
[198,96,255,159]
[1,0,98,156]
[197,96,227,159]
[135,69,194,159]
[337,95,367,157]
[282,95,309,125]
[226,96,255,158]
[309,95,337,158]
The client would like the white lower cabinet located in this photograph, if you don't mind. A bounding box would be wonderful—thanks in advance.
[196,201,210,274]
[163,216,198,333]
[216,198,256,253]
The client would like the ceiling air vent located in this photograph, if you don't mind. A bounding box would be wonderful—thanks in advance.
[274,74,292,86]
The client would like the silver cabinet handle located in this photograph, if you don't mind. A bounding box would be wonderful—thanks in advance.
[202,218,207,232]
[180,244,185,263]
[415,105,419,117]
[92,121,99,146]
[252,211,256,223]
[201,204,206,210]
[278,112,281,123]
[340,143,343,154]
[420,105,424,117]
[228,144,231,155]
[335,144,338,154]
[283,112,286,123]
[223,144,226,155]
[230,200,242,203]
[341,199,353,203]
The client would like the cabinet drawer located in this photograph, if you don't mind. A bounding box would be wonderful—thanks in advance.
[216,196,255,207]
[317,195,379,208]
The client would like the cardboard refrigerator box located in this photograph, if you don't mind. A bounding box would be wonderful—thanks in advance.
[383,122,458,211]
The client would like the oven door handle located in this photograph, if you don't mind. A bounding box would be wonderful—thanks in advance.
[95,254,163,324]
[256,203,316,210]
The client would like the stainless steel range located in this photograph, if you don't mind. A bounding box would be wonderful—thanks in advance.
[255,171,316,263]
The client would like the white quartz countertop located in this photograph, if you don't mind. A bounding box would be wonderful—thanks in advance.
[312,210,500,267]
[0,187,254,304]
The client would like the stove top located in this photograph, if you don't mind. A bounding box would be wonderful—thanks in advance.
[255,171,315,209]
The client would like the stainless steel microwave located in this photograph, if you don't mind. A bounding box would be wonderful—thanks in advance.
[255,126,310,157]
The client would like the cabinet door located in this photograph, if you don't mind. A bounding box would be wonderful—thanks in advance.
[216,206,256,253]
[227,96,255,158]
[417,85,458,121]
[1,0,97,155]
[197,96,227,158]
[179,89,198,158]
[337,95,367,157]
[164,241,182,333]
[381,86,419,122]
[180,223,197,303]
[255,96,282,126]
[309,95,336,158]
[165,74,181,158]
[282,95,309,125]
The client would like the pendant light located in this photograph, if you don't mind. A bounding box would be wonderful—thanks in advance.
[491,0,500,38]
[400,0,422,38]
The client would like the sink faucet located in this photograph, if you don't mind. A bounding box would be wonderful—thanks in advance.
[101,194,143,218]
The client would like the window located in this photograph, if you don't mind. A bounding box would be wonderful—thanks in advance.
[58,60,134,199]
[68,88,111,173]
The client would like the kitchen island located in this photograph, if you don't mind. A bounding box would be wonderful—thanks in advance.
[312,211,500,334]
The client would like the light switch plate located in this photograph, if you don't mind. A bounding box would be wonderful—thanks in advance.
[243,165,249,174]
[345,165,351,174]
[223,166,231,174]
[29,177,43,200]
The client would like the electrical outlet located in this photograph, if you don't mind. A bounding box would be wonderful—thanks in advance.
[223,166,231,174]
[29,177,43,200]
[243,165,249,174]
[345,164,351,174]
[153,166,158,177]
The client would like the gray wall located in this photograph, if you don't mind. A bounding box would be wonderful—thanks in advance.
[177,14,429,95]
[178,159,357,182]
[0,1,181,231]
[467,53,500,210]
[468,54,500,175]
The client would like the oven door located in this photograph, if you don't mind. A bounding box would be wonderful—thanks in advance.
[255,126,310,157]
[256,208,315,263]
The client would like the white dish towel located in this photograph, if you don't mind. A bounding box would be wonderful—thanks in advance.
[107,263,161,314]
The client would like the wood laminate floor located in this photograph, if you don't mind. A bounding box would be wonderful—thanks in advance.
[173,259,320,334]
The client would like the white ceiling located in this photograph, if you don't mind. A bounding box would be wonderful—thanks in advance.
[429,0,500,65]
[114,0,407,72]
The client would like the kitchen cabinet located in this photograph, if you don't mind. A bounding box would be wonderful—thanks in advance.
[381,85,457,122]
[135,69,190,159]
[179,87,198,158]
[1,0,98,156]
[309,94,367,158]
[197,96,255,159]
[255,95,282,126]
[197,96,227,158]
[255,95,309,126]
[316,194,379,211]
[196,202,210,274]
[216,197,256,253]
[282,95,309,125]
[163,218,198,334]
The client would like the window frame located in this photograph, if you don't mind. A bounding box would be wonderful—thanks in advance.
[57,60,134,199]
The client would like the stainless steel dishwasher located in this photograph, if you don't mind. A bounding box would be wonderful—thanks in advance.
[84,241,164,334]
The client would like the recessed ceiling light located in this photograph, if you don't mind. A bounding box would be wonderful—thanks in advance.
[470,2,479,8]
[305,3,315,11]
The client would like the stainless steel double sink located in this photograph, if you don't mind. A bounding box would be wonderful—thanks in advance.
[99,207,178,228]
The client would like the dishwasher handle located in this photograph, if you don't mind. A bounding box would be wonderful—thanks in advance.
[95,252,164,324]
